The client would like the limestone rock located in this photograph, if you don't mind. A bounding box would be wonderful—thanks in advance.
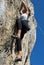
[0,0,37,65]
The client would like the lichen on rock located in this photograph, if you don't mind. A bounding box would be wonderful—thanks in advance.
[0,0,37,65]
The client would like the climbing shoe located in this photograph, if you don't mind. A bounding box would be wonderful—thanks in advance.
[15,57,22,62]
[11,35,18,39]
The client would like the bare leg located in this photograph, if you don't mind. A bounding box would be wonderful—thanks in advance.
[17,29,22,38]
[17,29,22,58]
[17,51,22,58]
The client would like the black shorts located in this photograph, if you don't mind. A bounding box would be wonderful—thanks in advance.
[16,19,30,30]
[16,19,30,39]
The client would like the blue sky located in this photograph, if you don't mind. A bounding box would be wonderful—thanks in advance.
[30,0,44,65]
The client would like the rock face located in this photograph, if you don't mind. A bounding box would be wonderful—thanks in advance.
[0,0,37,65]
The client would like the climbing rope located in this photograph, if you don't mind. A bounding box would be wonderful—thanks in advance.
[24,46,30,65]
[37,22,44,35]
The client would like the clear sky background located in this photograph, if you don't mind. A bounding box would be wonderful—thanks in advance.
[30,0,44,65]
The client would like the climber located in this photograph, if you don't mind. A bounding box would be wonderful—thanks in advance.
[12,2,31,62]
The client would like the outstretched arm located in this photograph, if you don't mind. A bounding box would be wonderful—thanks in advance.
[19,1,27,14]
[20,7,24,14]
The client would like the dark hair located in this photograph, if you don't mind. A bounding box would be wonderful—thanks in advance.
[22,9,26,13]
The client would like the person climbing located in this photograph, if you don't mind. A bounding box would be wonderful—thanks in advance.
[12,1,31,62]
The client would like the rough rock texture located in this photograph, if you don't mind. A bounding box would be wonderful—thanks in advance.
[0,0,37,65]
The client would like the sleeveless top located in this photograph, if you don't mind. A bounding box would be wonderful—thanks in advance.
[20,13,28,20]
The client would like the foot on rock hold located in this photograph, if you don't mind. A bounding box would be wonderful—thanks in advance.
[11,35,18,39]
[15,57,22,62]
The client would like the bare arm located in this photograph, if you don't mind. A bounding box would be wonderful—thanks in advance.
[20,7,24,14]
[19,1,27,14]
